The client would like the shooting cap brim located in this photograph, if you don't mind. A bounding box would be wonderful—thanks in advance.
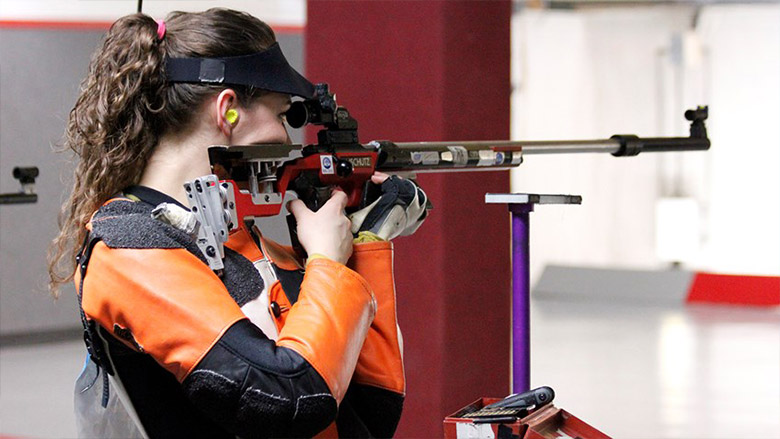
[164,42,314,99]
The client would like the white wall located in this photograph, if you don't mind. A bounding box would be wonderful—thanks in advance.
[696,6,780,275]
[511,5,780,281]
[0,0,305,26]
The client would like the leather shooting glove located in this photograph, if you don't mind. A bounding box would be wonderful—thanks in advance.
[349,175,428,241]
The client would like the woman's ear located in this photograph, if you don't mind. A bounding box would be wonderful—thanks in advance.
[215,89,239,138]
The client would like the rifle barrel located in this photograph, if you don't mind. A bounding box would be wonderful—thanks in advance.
[393,140,620,155]
[394,136,710,156]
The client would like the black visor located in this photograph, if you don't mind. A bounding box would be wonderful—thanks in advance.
[164,42,314,99]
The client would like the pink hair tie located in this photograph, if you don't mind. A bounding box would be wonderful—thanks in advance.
[156,19,166,40]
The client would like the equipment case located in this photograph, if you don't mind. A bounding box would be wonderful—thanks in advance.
[444,397,611,439]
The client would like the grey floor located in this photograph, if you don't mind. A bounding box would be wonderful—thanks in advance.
[1,299,778,438]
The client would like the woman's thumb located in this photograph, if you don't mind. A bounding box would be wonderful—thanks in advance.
[287,199,308,219]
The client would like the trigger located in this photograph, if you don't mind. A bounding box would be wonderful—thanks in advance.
[310,186,332,211]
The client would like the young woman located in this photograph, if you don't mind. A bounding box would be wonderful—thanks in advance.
[48,8,427,438]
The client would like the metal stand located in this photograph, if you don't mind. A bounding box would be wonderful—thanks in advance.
[0,167,38,205]
[486,193,582,393]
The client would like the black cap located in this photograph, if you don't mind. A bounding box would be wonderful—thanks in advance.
[164,42,314,98]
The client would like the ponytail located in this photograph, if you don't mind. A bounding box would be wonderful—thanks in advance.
[49,14,164,296]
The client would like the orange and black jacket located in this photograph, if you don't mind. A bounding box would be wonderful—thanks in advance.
[76,186,405,438]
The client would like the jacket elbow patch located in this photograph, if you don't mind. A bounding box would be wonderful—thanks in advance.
[236,390,336,438]
[183,320,337,438]
[184,370,336,437]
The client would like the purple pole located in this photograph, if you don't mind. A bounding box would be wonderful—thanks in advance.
[510,203,533,394]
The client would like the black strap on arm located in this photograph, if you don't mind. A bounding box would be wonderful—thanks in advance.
[75,233,113,407]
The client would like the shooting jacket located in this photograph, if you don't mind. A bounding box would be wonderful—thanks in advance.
[74,186,405,438]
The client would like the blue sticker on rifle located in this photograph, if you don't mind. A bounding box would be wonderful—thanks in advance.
[321,155,335,174]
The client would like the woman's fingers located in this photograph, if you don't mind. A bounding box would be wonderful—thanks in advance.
[371,172,390,185]
[287,189,353,264]
[323,188,349,212]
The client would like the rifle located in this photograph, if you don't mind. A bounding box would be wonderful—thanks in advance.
[186,83,710,272]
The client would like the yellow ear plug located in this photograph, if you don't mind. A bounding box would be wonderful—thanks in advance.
[225,109,239,125]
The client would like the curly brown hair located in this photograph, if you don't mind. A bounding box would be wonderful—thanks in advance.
[48,8,276,296]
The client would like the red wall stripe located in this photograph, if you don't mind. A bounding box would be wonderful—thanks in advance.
[687,272,780,306]
[0,20,112,30]
[307,2,512,437]
[0,20,303,34]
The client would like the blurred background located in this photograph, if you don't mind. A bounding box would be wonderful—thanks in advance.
[1,1,778,438]
[509,2,779,282]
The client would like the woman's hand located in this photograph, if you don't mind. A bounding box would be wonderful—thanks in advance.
[287,189,353,265]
